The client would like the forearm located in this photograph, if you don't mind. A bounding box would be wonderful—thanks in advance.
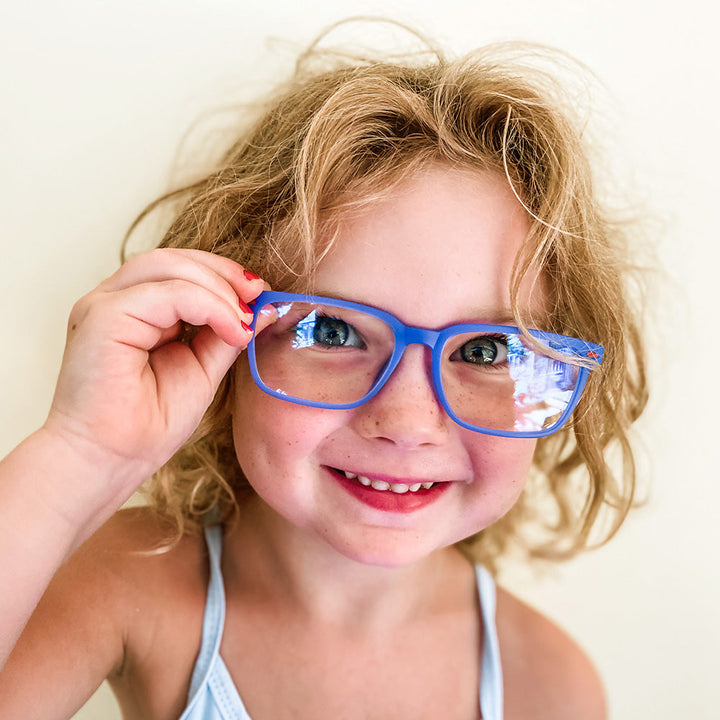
[0,427,137,668]
[0,249,261,669]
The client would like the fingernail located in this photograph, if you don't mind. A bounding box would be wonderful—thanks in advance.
[241,320,253,333]
[243,268,260,281]
[239,299,252,314]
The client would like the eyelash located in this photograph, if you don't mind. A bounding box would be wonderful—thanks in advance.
[280,304,518,368]
[450,333,510,369]
[307,312,366,349]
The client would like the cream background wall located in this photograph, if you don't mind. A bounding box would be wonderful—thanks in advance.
[1,1,717,718]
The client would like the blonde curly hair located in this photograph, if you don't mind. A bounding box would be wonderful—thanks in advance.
[126,23,648,572]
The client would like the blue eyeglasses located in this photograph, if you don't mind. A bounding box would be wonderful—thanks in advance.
[247,291,603,438]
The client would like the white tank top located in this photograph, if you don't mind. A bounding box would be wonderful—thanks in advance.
[179,526,503,720]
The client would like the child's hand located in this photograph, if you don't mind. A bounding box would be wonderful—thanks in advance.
[42,248,267,507]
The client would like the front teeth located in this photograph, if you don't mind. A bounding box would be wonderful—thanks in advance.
[342,470,434,493]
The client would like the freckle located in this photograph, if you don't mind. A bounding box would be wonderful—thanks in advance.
[71,323,77,331]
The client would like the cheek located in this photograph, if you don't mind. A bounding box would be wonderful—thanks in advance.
[463,436,537,523]
[232,382,305,473]
[230,380,314,521]
[468,432,536,473]
[230,363,344,483]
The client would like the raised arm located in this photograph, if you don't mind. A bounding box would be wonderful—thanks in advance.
[0,249,267,669]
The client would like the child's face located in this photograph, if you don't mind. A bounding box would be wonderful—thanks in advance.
[232,164,542,567]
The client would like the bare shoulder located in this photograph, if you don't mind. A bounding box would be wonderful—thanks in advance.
[495,585,607,720]
[80,506,208,606]
[93,508,210,718]
[0,507,209,720]
[58,507,208,640]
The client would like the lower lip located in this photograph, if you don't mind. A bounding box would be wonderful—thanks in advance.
[327,468,451,513]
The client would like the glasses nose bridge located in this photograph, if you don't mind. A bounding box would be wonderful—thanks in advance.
[374,324,444,409]
[398,325,442,355]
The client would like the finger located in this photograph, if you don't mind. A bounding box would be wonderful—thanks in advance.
[189,325,245,390]
[148,320,184,351]
[147,326,242,406]
[251,301,279,336]
[168,249,266,303]
[85,279,254,351]
[102,249,264,312]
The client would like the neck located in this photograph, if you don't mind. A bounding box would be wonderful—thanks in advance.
[222,493,469,632]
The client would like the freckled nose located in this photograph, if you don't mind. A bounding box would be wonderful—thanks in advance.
[350,346,450,447]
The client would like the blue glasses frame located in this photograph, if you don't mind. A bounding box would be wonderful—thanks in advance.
[247,291,604,438]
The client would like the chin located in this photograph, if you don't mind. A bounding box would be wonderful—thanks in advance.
[323,529,451,569]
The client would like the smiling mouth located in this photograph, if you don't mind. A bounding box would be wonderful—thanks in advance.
[331,468,437,494]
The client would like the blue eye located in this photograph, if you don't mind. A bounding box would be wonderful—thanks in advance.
[312,316,365,348]
[457,336,508,365]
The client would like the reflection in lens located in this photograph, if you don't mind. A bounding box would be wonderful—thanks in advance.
[442,332,578,432]
[291,309,319,349]
[506,335,578,431]
[253,301,394,405]
[253,301,582,433]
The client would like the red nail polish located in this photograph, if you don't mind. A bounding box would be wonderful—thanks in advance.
[241,320,253,333]
[243,268,260,281]
[239,299,252,314]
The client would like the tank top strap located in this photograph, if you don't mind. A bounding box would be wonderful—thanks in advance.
[182,529,502,719]
[476,565,504,720]
[186,524,227,699]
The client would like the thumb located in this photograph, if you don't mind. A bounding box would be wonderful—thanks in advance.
[190,325,246,390]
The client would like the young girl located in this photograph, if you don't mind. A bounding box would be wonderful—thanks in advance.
[0,26,646,720]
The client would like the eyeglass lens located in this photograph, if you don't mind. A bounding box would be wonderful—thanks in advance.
[252,299,580,434]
